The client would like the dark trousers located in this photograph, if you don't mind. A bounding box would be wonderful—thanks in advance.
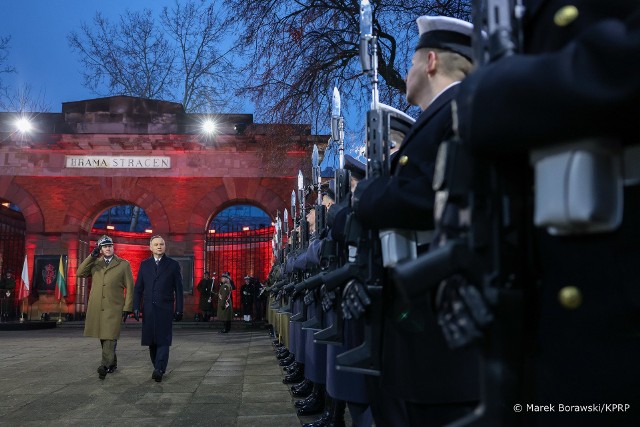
[149,344,170,373]
[223,320,231,332]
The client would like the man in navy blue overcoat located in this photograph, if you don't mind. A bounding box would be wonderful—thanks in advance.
[133,235,184,382]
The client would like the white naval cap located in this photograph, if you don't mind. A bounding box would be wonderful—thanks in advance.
[415,16,474,61]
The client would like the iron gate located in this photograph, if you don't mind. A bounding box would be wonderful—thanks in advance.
[205,225,274,313]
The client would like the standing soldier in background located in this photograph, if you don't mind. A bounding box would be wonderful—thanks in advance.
[77,235,134,380]
[0,270,16,321]
[196,271,214,322]
[133,235,183,383]
[241,275,255,322]
[217,272,233,333]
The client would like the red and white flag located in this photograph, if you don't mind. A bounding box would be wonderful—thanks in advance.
[18,255,30,300]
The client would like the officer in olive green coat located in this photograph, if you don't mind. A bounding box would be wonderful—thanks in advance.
[77,235,134,379]
[217,272,233,333]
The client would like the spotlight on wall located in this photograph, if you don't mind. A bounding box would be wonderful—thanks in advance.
[202,119,217,135]
[242,226,250,231]
[145,229,153,234]
[15,117,33,134]
[106,225,115,230]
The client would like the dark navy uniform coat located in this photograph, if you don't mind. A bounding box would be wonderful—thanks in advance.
[354,84,481,407]
[456,0,640,416]
[133,255,184,347]
[354,85,461,231]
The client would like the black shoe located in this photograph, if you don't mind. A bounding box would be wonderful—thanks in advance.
[302,410,331,427]
[218,329,228,334]
[295,392,319,408]
[297,397,325,416]
[284,362,299,373]
[97,365,107,380]
[152,369,163,382]
[279,354,295,366]
[276,349,290,359]
[107,365,117,373]
[290,377,309,391]
[283,370,304,384]
[291,380,313,397]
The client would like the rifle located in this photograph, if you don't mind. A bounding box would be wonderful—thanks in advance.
[313,87,350,345]
[392,1,525,424]
[333,0,386,376]
[294,145,327,326]
[291,170,315,324]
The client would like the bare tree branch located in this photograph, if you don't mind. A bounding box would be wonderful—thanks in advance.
[0,83,51,114]
[67,0,238,112]
[160,0,239,113]
[224,0,471,141]
[0,35,17,95]
[68,10,175,100]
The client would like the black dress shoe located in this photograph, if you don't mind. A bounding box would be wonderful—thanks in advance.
[297,397,325,416]
[282,362,304,374]
[107,365,117,373]
[284,362,299,373]
[276,349,290,359]
[279,354,295,366]
[291,377,309,391]
[152,369,163,382]
[97,365,107,380]
[295,392,319,408]
[218,329,228,334]
[284,368,304,385]
[291,379,313,397]
[302,410,330,427]
[283,370,304,384]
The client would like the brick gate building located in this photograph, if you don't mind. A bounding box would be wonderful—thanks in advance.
[0,96,326,319]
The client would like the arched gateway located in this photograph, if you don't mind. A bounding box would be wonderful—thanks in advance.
[0,96,327,319]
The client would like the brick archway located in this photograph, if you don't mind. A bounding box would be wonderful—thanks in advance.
[189,186,284,234]
[64,177,170,234]
[0,177,44,233]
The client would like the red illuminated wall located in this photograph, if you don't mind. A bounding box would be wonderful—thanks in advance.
[115,244,151,280]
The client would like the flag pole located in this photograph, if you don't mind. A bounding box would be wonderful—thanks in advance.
[20,297,25,323]
[58,299,62,323]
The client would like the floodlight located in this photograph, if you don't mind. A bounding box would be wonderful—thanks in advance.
[15,117,33,133]
[202,119,216,135]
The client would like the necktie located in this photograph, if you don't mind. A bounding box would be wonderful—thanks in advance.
[105,258,111,266]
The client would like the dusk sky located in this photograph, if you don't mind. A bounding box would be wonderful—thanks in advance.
[0,0,251,113]
[0,0,365,161]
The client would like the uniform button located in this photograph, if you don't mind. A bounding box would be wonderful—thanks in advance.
[399,155,409,166]
[558,286,582,309]
[554,5,579,27]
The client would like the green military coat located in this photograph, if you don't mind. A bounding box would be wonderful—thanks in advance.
[78,254,134,340]
[217,282,233,321]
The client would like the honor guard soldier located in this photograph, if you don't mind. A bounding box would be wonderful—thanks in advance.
[452,1,640,425]
[350,15,480,427]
